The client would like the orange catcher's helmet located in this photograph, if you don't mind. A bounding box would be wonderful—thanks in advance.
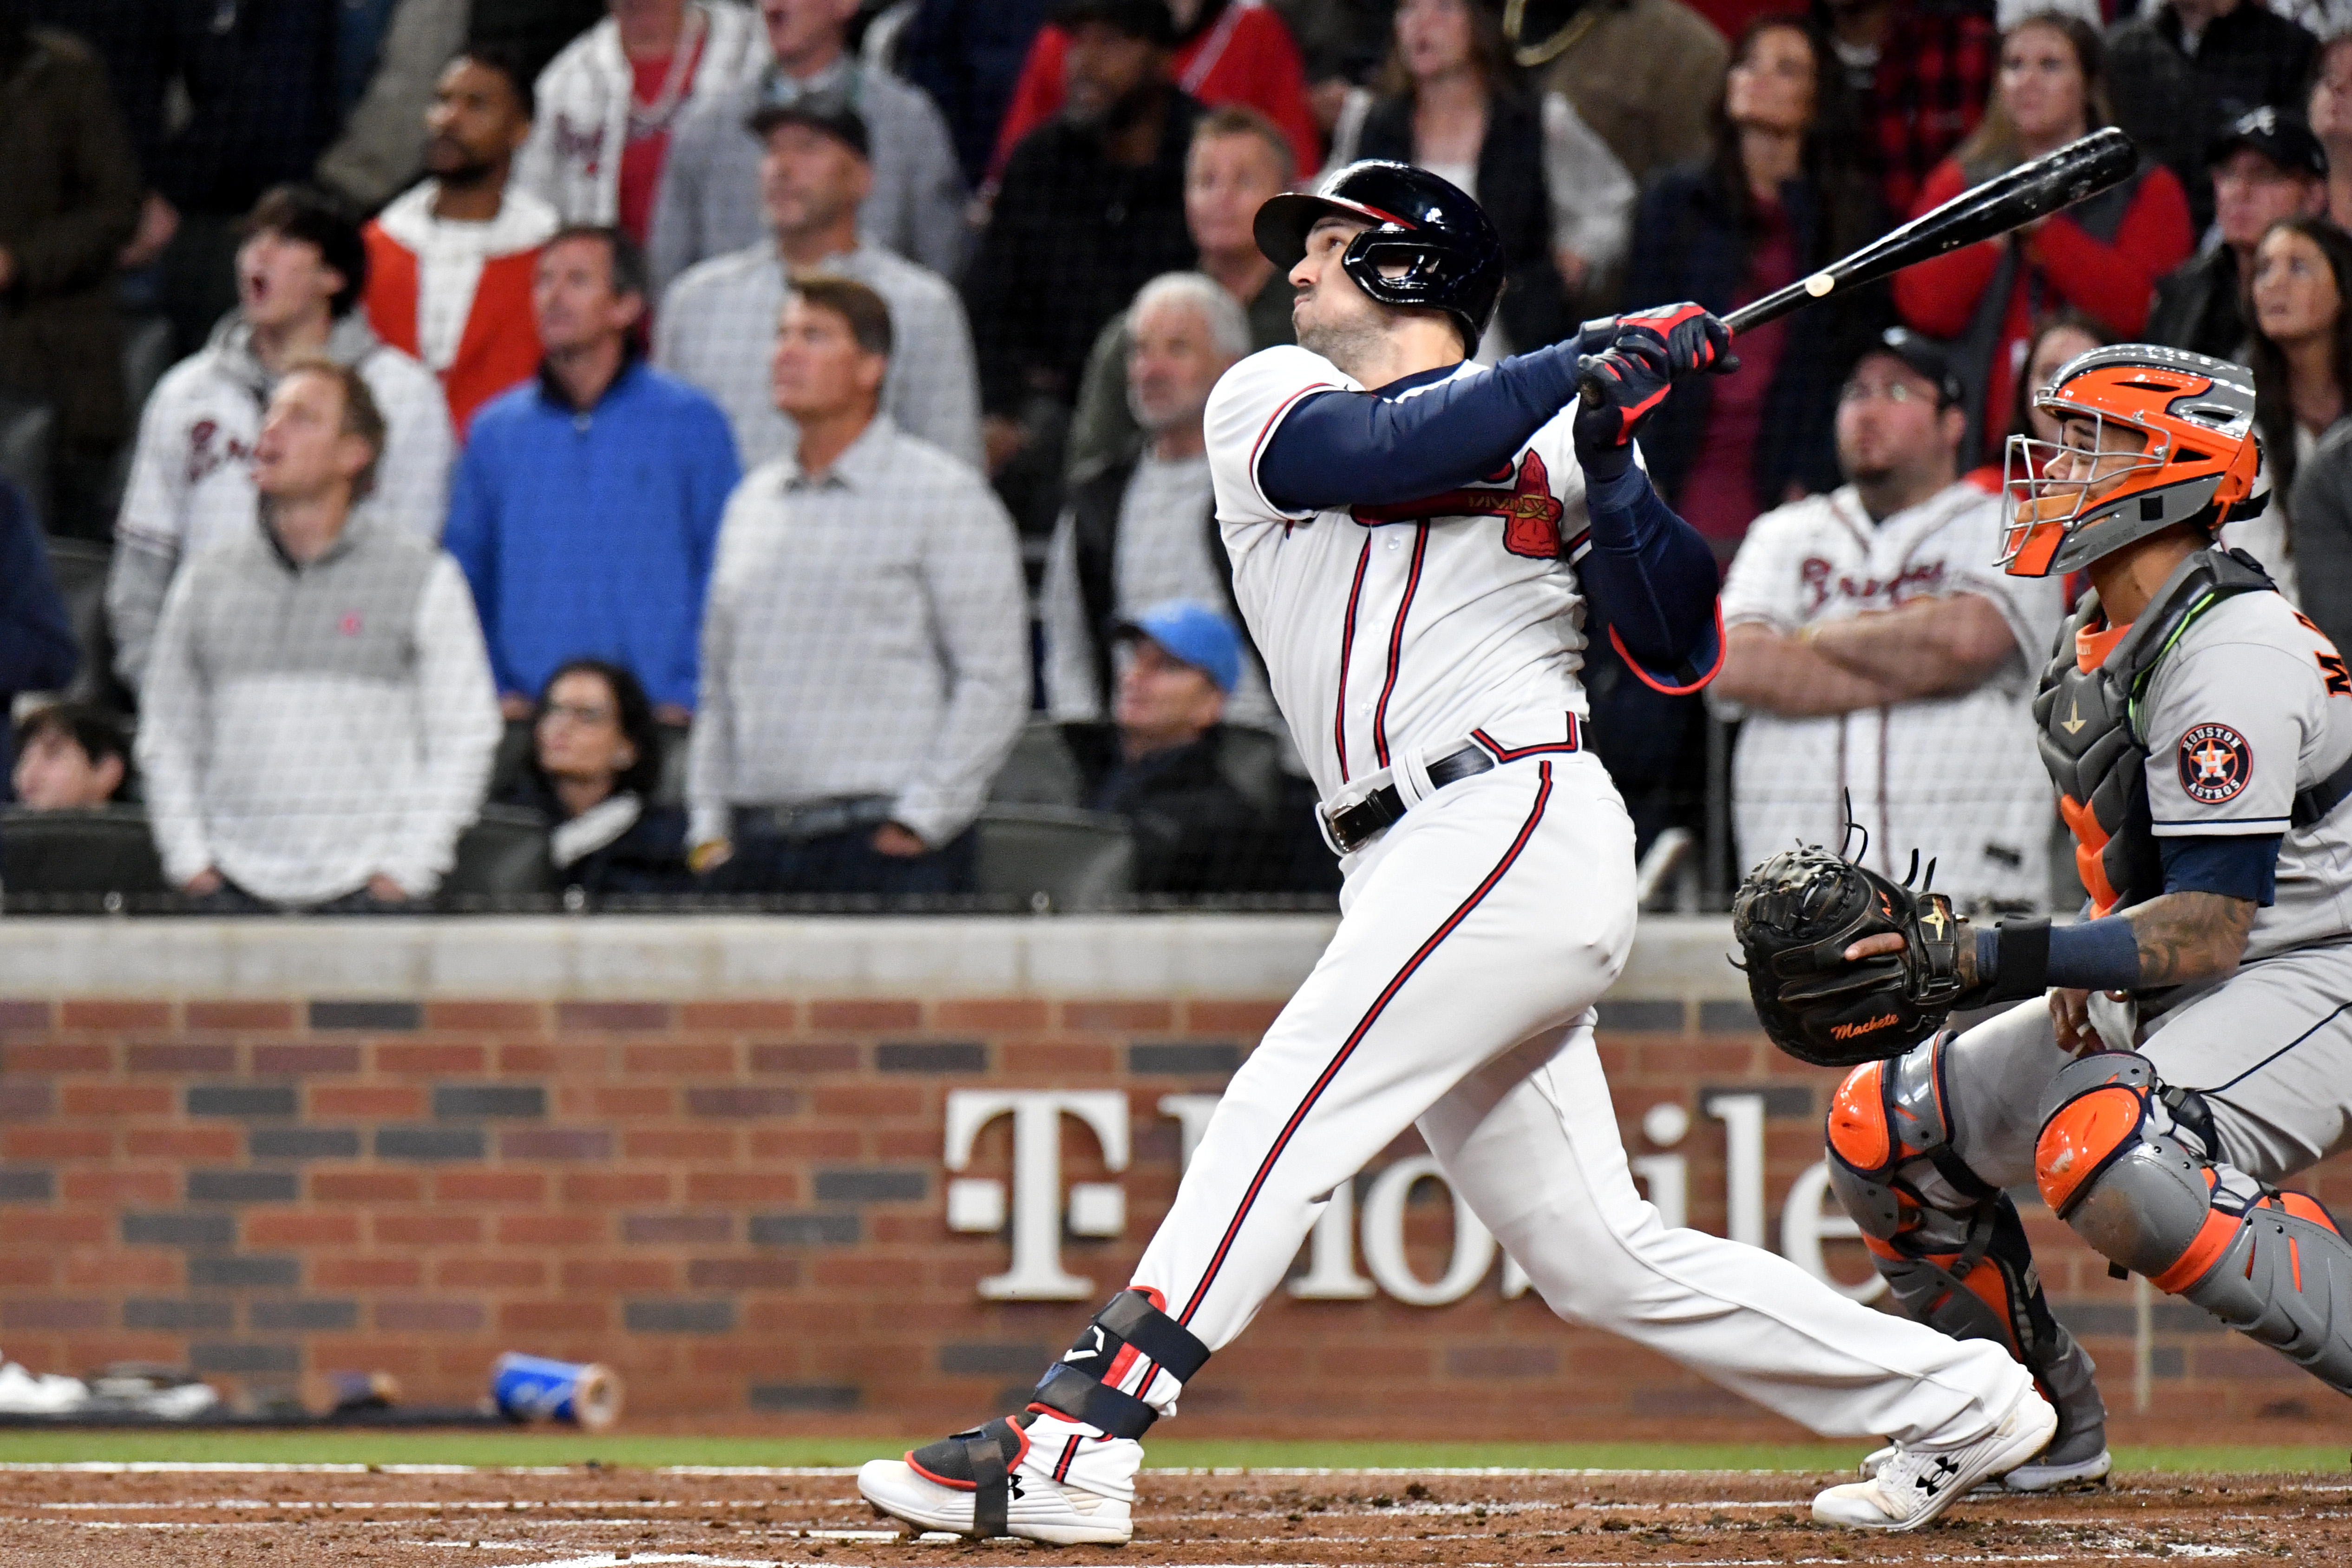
[2000,344,2265,578]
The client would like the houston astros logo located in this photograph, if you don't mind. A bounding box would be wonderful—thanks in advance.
[2177,722,2252,804]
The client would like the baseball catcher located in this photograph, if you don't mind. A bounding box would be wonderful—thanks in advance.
[1767,343,2352,1495]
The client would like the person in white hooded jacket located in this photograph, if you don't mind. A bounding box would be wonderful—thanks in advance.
[513,0,770,236]
[106,186,454,693]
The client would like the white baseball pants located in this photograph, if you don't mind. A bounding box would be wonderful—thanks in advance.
[1125,748,2029,1444]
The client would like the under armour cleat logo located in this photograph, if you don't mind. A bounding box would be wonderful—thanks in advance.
[1914,1456,1961,1496]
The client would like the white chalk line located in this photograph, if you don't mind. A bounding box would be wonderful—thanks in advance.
[477,1554,2247,1568]
[0,1462,1836,1478]
[35,1497,864,1512]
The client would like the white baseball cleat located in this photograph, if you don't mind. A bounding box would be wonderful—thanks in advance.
[1859,1440,2112,1496]
[1813,1384,2058,1531]
[858,1408,1140,1545]
[1859,1396,2109,1495]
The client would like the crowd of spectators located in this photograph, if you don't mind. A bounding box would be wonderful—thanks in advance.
[6,0,2352,915]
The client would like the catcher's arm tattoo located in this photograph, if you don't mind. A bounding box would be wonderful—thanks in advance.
[2124,890,2257,985]
[1847,892,2256,991]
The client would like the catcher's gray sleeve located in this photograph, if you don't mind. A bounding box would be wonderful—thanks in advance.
[2142,638,2327,838]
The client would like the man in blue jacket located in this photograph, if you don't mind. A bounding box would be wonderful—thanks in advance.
[0,478,80,800]
[445,224,740,722]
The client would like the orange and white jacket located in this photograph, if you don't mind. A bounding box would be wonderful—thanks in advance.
[363,182,560,435]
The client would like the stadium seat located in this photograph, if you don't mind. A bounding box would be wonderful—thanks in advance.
[0,397,54,530]
[43,537,131,712]
[439,806,557,909]
[974,806,1133,910]
[121,315,174,416]
[486,719,535,802]
[652,719,690,808]
[1216,725,1284,817]
[987,719,1084,807]
[0,807,169,910]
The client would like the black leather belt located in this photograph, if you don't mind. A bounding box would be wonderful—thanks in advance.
[1321,742,1497,855]
[732,795,896,843]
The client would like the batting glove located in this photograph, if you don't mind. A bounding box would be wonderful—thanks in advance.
[1571,333,1675,479]
[1616,302,1737,379]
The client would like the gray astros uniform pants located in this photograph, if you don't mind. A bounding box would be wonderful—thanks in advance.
[1945,944,2352,1193]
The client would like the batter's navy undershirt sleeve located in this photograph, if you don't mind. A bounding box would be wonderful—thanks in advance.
[1255,338,1587,512]
[1576,465,1721,677]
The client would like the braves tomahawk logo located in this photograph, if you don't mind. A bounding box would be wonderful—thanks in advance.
[1349,450,1569,558]
[551,114,606,177]
[2177,723,2252,805]
[185,419,255,487]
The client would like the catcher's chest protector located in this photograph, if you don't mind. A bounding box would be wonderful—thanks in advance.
[2031,551,2273,915]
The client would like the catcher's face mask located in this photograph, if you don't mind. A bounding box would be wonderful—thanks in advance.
[1999,344,2263,578]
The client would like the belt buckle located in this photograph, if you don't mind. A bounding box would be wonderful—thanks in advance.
[1320,767,1411,856]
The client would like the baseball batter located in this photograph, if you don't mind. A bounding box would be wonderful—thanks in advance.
[1817,343,2352,1492]
[858,162,2053,1545]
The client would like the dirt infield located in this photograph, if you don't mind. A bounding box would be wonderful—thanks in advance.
[0,1462,2342,1565]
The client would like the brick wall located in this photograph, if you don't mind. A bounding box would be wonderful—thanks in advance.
[0,919,2338,1436]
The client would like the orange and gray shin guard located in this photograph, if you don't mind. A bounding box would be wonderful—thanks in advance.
[1828,1045,2103,1421]
[2038,1052,2352,1391]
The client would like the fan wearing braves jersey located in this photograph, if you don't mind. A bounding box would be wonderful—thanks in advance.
[856,161,2054,1546]
[1823,344,2352,1503]
[1715,329,2066,912]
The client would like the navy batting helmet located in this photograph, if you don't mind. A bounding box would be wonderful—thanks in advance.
[1253,161,1505,352]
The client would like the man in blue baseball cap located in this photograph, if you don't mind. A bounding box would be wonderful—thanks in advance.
[1069,598,1288,893]
[1117,598,1241,706]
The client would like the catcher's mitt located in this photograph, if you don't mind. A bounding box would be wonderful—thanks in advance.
[1730,846,1968,1067]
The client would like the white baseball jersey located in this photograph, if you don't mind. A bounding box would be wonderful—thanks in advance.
[1203,345,1599,803]
[2133,589,2352,962]
[1718,480,2066,911]
[863,340,2042,1482]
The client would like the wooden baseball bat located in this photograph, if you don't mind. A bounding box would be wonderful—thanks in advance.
[1575,127,2139,403]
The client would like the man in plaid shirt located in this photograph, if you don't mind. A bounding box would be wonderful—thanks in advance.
[1825,0,1998,218]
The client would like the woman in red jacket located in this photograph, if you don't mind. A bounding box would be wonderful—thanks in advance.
[989,0,1322,185]
[1893,13,2192,466]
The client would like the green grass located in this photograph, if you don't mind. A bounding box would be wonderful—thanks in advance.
[0,1430,2339,1474]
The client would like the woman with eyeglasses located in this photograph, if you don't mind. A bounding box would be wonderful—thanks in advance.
[1893,13,2192,468]
[504,658,690,899]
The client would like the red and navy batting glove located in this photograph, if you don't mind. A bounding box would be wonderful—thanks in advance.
[1616,302,1737,379]
[1572,333,1674,479]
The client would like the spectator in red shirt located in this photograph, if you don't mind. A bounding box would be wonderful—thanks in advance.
[514,0,768,242]
[1893,12,2192,466]
[1814,0,1998,218]
[989,0,1319,186]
